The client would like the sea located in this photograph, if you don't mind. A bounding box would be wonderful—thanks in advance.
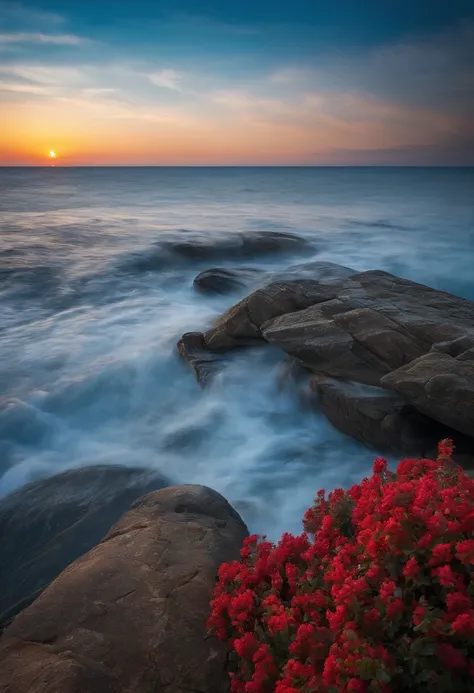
[1,166,473,537]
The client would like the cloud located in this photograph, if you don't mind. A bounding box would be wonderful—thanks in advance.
[0,32,87,45]
[0,2,65,29]
[0,80,52,94]
[148,69,183,90]
[0,63,87,85]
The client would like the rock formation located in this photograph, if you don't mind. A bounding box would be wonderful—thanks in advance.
[0,485,248,693]
[179,268,474,457]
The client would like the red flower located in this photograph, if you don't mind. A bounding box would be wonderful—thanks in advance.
[347,678,367,692]
[432,565,458,588]
[402,557,419,579]
[208,441,474,693]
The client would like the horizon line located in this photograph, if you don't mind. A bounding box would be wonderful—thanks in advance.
[1,164,474,169]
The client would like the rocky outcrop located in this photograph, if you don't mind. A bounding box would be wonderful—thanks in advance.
[0,465,168,628]
[382,349,474,438]
[177,331,227,384]
[204,280,340,350]
[309,376,469,456]
[179,267,474,454]
[0,485,248,693]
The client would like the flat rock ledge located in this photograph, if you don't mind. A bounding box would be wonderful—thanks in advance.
[178,267,474,458]
[0,484,248,693]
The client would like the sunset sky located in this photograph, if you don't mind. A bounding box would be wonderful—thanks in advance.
[1,0,473,166]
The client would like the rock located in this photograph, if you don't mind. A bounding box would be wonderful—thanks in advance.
[267,260,356,285]
[310,376,449,453]
[0,465,168,628]
[204,280,340,350]
[121,231,309,274]
[177,331,227,385]
[0,639,119,693]
[193,261,355,296]
[181,268,474,448]
[193,267,262,294]
[165,230,308,261]
[381,350,474,438]
[0,485,248,693]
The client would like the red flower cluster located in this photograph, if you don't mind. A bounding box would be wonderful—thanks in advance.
[208,440,474,692]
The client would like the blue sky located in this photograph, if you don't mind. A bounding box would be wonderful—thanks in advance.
[1,0,473,164]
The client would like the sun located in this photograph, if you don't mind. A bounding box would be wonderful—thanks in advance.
[49,150,56,159]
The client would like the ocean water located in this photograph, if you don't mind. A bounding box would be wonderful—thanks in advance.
[1,166,473,537]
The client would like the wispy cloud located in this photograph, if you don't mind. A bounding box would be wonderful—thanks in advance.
[0,2,65,29]
[0,63,88,85]
[148,69,183,90]
[0,32,87,45]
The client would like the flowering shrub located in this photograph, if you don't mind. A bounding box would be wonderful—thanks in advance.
[208,441,474,693]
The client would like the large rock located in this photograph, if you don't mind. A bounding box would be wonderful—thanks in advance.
[177,331,227,384]
[0,465,168,628]
[163,230,307,260]
[382,349,474,438]
[310,376,468,455]
[123,231,309,273]
[204,280,340,350]
[0,485,247,693]
[180,268,474,447]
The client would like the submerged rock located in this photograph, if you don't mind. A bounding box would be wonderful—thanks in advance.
[124,230,309,273]
[192,261,355,296]
[177,331,228,385]
[0,465,168,628]
[193,267,262,294]
[0,485,248,693]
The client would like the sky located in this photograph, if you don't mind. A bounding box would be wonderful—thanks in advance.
[0,0,473,165]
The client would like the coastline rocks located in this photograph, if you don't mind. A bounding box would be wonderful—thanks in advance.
[382,349,474,438]
[0,485,248,693]
[180,267,474,450]
[121,230,309,274]
[0,465,168,628]
[204,280,339,350]
[310,376,447,454]
[177,331,227,384]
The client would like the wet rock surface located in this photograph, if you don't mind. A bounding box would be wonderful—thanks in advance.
[0,465,168,628]
[0,485,247,693]
[180,267,474,454]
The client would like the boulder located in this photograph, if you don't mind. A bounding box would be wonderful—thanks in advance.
[165,230,308,262]
[177,331,227,385]
[0,485,248,693]
[193,261,355,296]
[204,280,340,350]
[193,267,261,294]
[180,268,474,448]
[381,350,474,438]
[0,465,168,628]
[120,230,309,274]
[0,639,119,693]
[310,376,452,454]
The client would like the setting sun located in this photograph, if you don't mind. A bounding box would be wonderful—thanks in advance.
[49,150,56,158]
